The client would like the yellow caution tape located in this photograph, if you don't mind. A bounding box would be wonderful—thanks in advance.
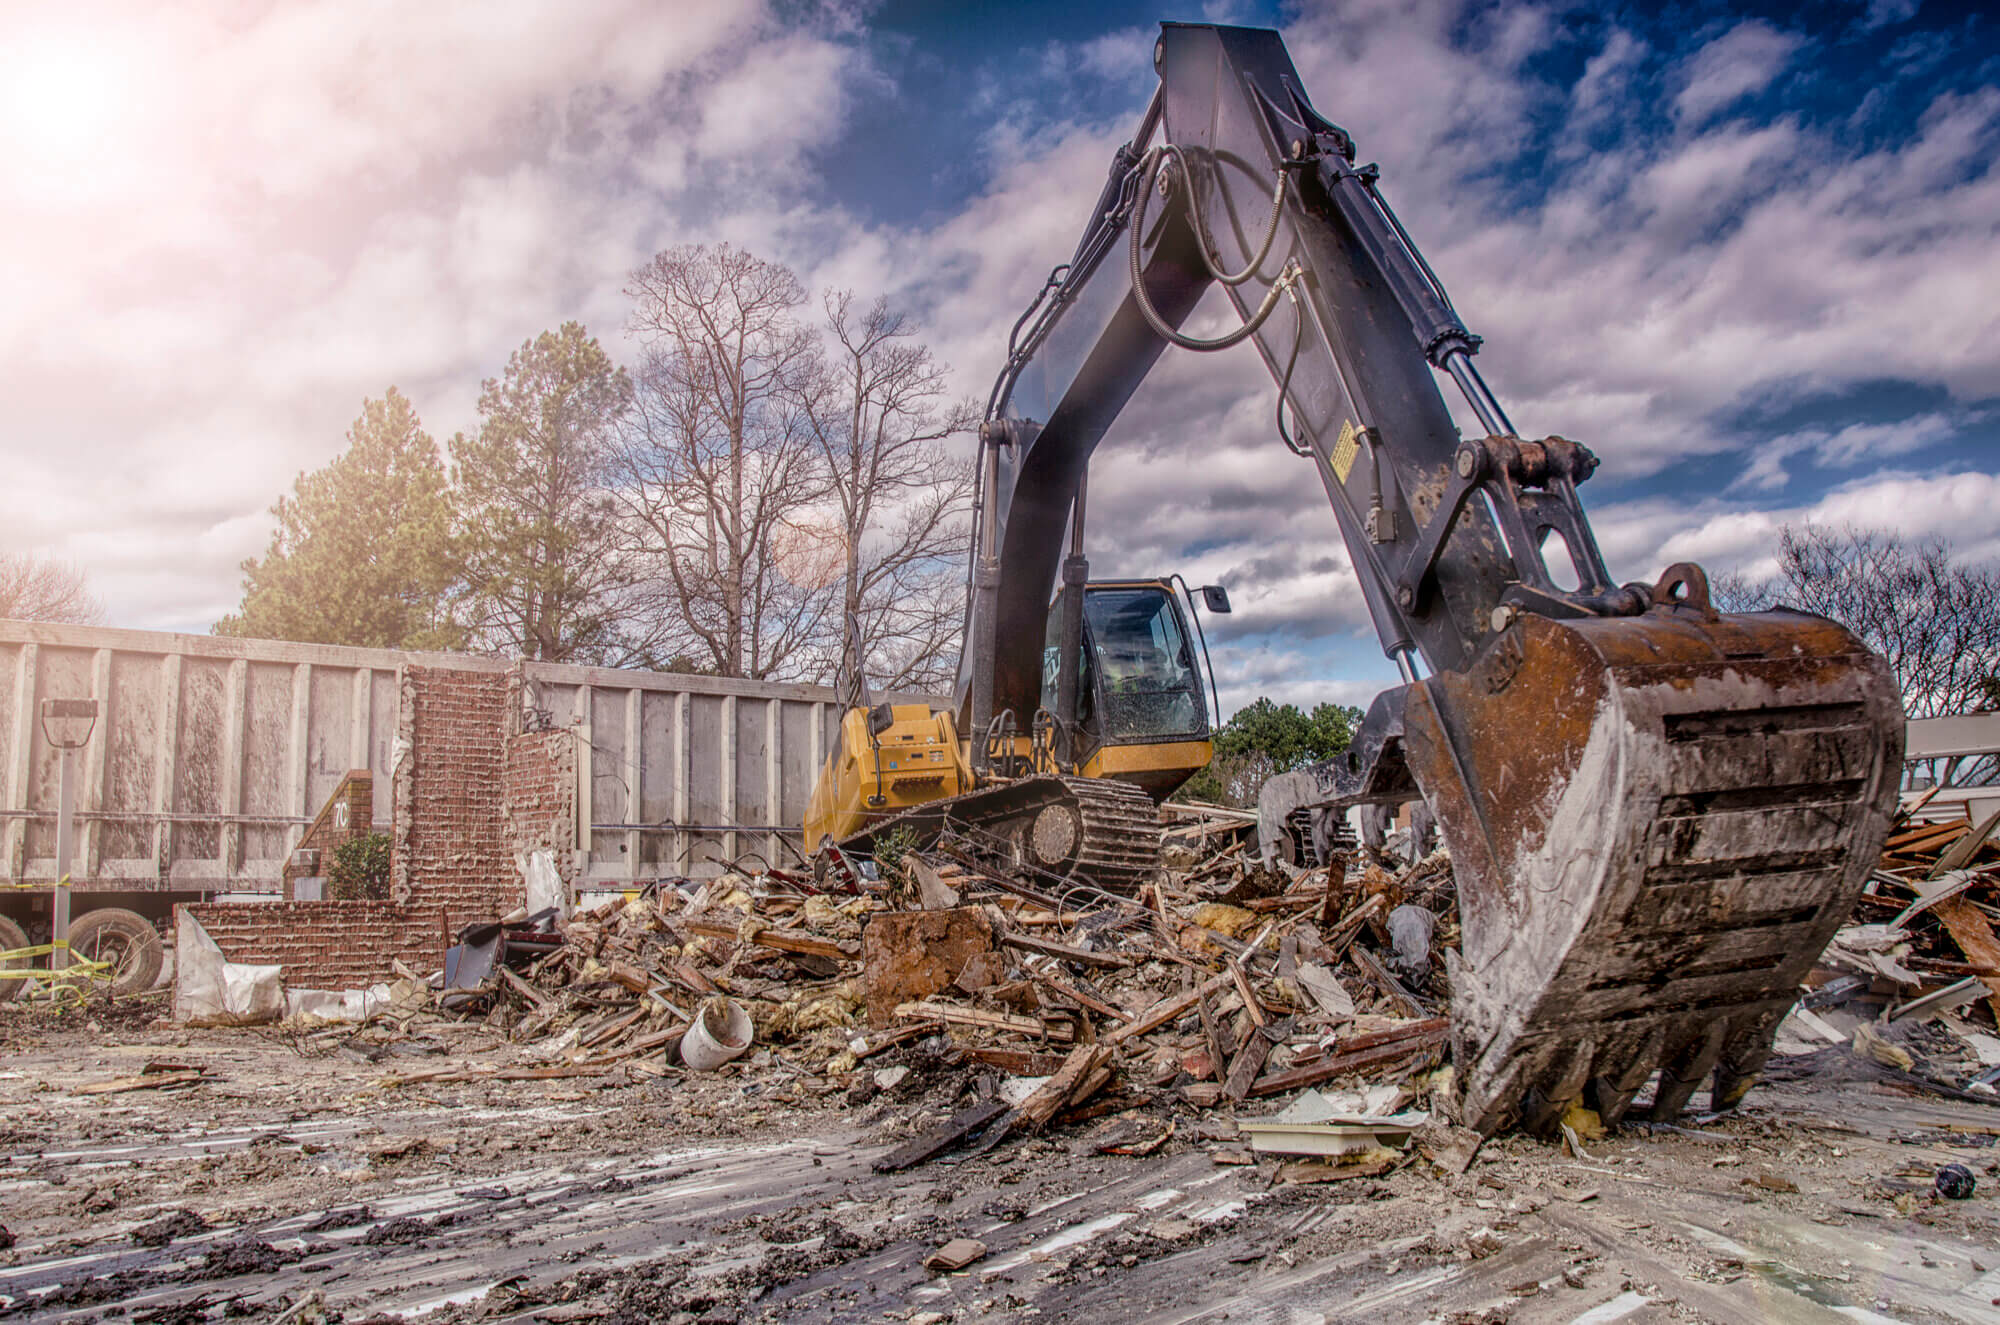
[1,941,112,981]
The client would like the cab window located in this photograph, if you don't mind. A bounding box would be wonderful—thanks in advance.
[1084,588,1204,741]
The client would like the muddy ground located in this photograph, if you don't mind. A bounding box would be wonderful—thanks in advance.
[2,999,1998,1324]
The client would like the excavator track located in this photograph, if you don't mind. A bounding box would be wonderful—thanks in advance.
[836,775,1163,894]
[1399,603,1903,1136]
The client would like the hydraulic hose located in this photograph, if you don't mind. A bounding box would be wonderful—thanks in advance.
[1128,146,1298,353]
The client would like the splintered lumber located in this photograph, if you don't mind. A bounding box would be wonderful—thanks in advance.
[1107,972,1234,1044]
[1349,945,1429,1018]
[1320,894,1385,957]
[603,961,654,994]
[1197,991,1230,1081]
[1228,960,1267,1028]
[851,1023,937,1059]
[74,1070,205,1096]
[895,1001,1057,1039]
[581,1008,646,1050]
[577,1023,688,1065]
[1248,1017,1449,1097]
[1887,820,1970,853]
[672,961,717,996]
[872,1098,1010,1172]
[958,1046,1071,1075]
[1223,1027,1274,1103]
[496,964,554,1010]
[1247,888,1329,913]
[906,855,962,910]
[683,920,858,961]
[1038,973,1133,1024]
[1001,932,1133,969]
[1933,895,2000,1021]
[1014,1042,1114,1130]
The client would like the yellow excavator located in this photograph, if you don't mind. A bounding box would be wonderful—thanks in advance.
[805,568,1229,890]
[807,22,1904,1135]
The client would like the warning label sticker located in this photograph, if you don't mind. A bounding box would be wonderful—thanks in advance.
[1331,418,1360,483]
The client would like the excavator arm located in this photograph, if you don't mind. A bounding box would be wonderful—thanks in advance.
[961,22,1905,1135]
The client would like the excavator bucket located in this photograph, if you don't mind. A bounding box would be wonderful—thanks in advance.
[1398,581,1903,1135]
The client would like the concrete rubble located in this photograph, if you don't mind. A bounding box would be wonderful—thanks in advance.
[0,802,1996,1321]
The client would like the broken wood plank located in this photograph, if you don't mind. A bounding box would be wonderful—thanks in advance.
[1107,972,1234,1044]
[851,1022,938,1059]
[1015,1042,1114,1130]
[1247,1018,1449,1097]
[1228,960,1267,1028]
[1349,944,1428,1018]
[671,961,717,996]
[1037,973,1133,1024]
[872,1098,1010,1173]
[906,855,961,910]
[1247,888,1330,913]
[1197,990,1230,1081]
[683,920,858,961]
[957,1046,1072,1075]
[496,964,554,1010]
[895,1000,1057,1039]
[1320,894,1385,958]
[580,1008,646,1050]
[1223,1027,1273,1103]
[74,1070,205,1096]
[576,1024,688,1065]
[1933,894,2000,1022]
[1000,932,1133,969]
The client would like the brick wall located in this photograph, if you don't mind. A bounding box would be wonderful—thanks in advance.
[176,663,539,998]
[179,901,445,990]
[503,729,577,882]
[283,770,374,900]
[391,664,515,929]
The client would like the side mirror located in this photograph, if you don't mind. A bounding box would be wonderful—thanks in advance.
[1200,584,1232,614]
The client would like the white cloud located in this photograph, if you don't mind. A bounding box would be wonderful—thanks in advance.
[0,0,1989,697]
[1735,413,1960,490]
[1596,469,2000,589]
[1672,21,1804,127]
[0,0,877,630]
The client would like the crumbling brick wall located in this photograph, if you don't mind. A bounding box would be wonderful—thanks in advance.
[504,728,577,884]
[177,662,541,996]
[178,901,444,990]
[282,770,374,900]
[390,664,515,928]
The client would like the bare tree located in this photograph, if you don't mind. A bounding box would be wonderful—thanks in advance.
[802,290,977,692]
[1722,524,2000,719]
[616,245,831,680]
[0,554,104,624]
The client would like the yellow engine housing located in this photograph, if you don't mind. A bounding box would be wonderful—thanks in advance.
[804,704,971,849]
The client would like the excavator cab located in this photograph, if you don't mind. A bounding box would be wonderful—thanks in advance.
[1039,579,1217,796]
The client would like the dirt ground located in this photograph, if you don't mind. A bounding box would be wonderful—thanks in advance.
[3,997,1998,1324]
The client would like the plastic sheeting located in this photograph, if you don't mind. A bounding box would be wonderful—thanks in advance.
[174,911,285,1026]
[520,848,567,921]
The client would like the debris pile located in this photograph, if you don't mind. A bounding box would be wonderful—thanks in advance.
[1779,805,2000,1094]
[407,804,1460,1173]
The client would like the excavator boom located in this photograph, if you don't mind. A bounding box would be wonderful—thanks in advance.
[948,22,1903,1133]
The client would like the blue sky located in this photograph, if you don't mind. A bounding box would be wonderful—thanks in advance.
[1,0,1995,715]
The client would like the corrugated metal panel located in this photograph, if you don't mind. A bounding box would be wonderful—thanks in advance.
[0,620,943,896]
[519,663,895,886]
[0,621,447,893]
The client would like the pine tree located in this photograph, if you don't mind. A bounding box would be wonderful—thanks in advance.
[216,389,461,649]
[452,323,633,662]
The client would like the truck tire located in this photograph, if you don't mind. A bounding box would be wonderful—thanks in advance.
[67,908,164,997]
[0,915,29,1002]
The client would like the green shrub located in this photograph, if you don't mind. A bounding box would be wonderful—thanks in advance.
[328,832,392,900]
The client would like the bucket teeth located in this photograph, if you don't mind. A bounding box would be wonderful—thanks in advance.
[1400,606,1903,1136]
